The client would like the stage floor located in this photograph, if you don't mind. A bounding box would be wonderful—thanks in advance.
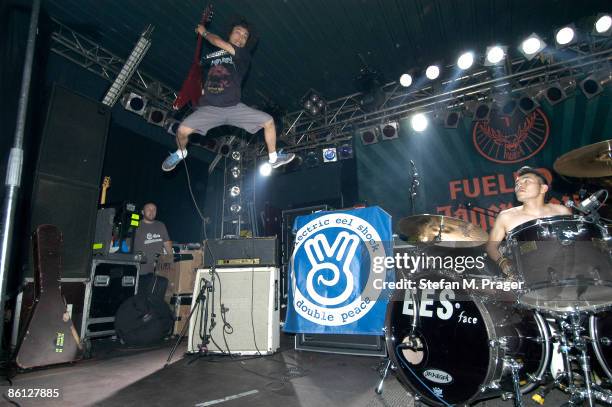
[6,334,573,407]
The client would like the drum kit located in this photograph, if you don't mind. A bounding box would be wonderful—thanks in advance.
[379,140,612,406]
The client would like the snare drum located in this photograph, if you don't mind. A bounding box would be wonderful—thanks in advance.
[506,215,612,312]
[385,272,550,406]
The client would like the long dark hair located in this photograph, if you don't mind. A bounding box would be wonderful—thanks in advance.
[228,16,258,50]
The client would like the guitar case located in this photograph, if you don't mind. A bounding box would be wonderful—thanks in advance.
[15,225,82,369]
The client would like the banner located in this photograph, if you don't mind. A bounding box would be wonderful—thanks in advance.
[283,206,393,335]
[356,92,612,233]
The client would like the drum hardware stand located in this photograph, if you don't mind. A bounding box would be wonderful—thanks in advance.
[501,357,525,407]
[409,160,419,216]
[374,357,393,395]
[164,277,212,367]
[552,312,612,406]
[375,288,420,396]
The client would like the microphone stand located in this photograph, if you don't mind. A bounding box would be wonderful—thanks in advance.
[409,160,419,216]
[462,204,500,219]
[164,275,212,367]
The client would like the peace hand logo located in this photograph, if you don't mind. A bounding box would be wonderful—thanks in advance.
[303,231,359,306]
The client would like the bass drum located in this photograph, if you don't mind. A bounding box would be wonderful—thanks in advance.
[590,312,612,384]
[385,272,551,406]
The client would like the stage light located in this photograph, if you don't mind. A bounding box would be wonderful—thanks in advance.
[230,204,242,214]
[229,186,240,197]
[544,82,573,105]
[474,103,492,121]
[518,95,539,114]
[443,111,461,128]
[304,150,321,167]
[121,92,148,115]
[425,65,440,80]
[555,26,575,46]
[302,90,325,116]
[410,113,428,132]
[399,73,413,87]
[338,143,354,159]
[580,73,610,99]
[595,14,612,35]
[457,52,474,70]
[231,166,241,178]
[485,46,505,65]
[231,151,241,161]
[520,33,546,60]
[500,99,517,116]
[165,118,180,136]
[380,121,399,140]
[145,107,166,127]
[259,162,272,176]
[360,128,379,145]
[322,147,337,163]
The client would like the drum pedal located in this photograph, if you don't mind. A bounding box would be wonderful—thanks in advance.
[531,393,545,405]
[532,381,555,405]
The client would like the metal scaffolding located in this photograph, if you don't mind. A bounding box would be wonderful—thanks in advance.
[49,18,178,111]
[276,36,612,155]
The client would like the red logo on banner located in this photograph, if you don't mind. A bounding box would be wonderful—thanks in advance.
[472,108,550,164]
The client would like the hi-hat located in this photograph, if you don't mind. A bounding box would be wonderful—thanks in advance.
[397,214,488,247]
[554,140,612,178]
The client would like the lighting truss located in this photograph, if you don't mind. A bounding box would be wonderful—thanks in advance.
[49,18,178,111]
[102,26,153,107]
[275,36,612,155]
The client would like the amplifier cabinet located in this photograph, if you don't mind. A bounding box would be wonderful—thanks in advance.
[188,267,280,355]
[202,238,278,268]
[156,250,202,303]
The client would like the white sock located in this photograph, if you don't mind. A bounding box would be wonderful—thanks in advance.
[175,148,188,159]
[269,151,278,163]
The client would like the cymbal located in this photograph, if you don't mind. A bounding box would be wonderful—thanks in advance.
[554,140,612,178]
[397,214,488,248]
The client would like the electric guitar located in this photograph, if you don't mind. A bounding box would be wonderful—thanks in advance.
[100,176,111,205]
[173,4,214,110]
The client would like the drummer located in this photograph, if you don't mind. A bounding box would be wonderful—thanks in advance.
[486,166,571,275]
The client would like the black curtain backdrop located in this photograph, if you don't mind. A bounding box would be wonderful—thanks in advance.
[356,88,612,234]
[101,123,209,244]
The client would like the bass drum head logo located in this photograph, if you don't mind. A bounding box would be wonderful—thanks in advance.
[423,368,454,384]
[473,108,549,164]
[291,213,387,326]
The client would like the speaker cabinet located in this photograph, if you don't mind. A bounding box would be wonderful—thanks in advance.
[188,267,280,355]
[27,85,110,277]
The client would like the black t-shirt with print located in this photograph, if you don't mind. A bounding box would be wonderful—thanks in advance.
[199,45,251,107]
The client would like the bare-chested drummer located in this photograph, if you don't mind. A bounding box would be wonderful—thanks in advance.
[486,166,571,275]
